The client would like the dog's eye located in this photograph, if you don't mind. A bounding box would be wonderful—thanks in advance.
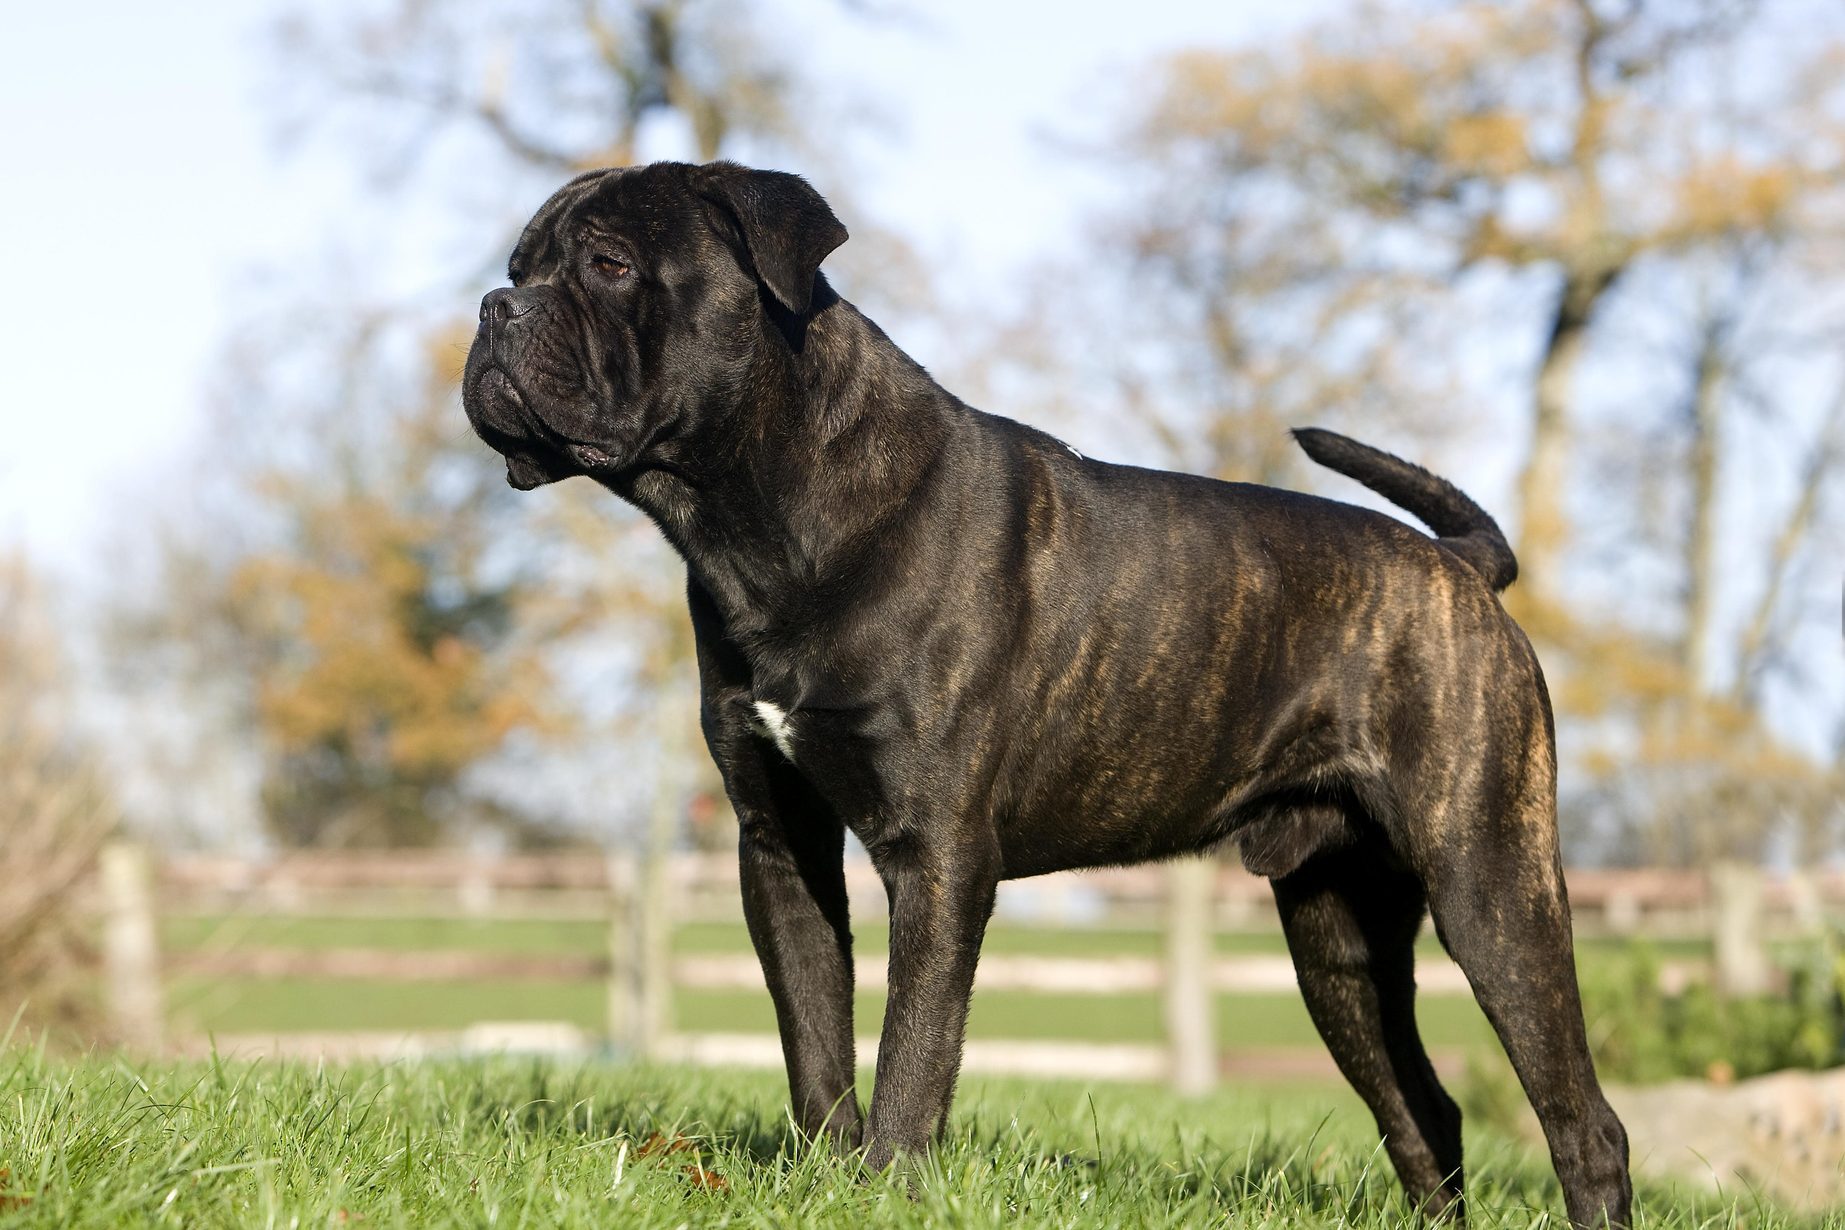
[591,254,631,279]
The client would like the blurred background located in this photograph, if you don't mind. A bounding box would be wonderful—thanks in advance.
[2,0,1844,1205]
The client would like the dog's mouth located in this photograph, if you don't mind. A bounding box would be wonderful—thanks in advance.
[472,365,521,408]
[466,366,531,437]
[566,442,618,468]
[467,367,561,489]
[466,366,624,489]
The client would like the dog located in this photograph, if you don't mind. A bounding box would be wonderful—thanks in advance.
[462,160,1632,1227]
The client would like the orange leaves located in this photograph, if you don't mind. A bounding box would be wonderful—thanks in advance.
[680,1163,728,1192]
[0,1169,32,1211]
[216,382,568,844]
[1443,111,1530,178]
[234,483,554,776]
[635,1131,697,1158]
[1666,157,1800,241]
[1138,50,1269,150]
[1138,2,1545,190]
[634,1133,729,1194]
[1127,0,1838,273]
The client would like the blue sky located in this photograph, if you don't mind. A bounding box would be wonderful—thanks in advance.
[0,0,1332,566]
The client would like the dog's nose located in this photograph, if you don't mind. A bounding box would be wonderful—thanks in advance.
[480,288,534,325]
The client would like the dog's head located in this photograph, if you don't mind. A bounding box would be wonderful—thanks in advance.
[462,161,848,489]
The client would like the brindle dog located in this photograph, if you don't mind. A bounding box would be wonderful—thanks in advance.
[461,160,1631,1227]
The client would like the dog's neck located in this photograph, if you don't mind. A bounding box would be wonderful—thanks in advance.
[612,285,958,641]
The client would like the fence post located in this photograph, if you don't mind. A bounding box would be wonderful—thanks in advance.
[636,828,672,1059]
[1164,857,1217,1095]
[606,850,639,1052]
[100,841,164,1053]
[459,853,494,917]
[607,731,684,1059]
[1787,869,1824,939]
[1710,860,1771,997]
[607,850,672,1057]
[1605,886,1642,936]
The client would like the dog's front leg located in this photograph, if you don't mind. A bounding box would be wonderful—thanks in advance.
[691,585,861,1148]
[707,704,862,1145]
[863,828,1000,1169]
[735,771,863,1148]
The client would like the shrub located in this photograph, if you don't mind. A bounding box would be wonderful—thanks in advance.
[0,555,114,1043]
[1580,939,1845,1084]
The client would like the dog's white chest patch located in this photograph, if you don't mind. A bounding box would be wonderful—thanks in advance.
[750,700,796,761]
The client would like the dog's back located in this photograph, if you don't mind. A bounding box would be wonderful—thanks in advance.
[893,410,1541,881]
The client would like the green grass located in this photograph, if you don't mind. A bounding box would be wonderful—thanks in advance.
[0,1049,1805,1228]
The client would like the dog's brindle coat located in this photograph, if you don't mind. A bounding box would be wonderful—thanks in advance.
[462,161,1631,1226]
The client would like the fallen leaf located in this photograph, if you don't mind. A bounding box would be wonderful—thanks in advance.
[681,1164,727,1192]
[637,1132,697,1159]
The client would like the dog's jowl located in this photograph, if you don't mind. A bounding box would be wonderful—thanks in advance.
[462,161,1632,1228]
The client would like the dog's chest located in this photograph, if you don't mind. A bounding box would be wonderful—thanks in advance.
[747,699,796,761]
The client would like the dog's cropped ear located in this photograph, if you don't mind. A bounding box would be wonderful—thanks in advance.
[699,162,848,314]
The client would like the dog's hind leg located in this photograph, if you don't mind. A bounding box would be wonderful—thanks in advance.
[1272,839,1465,1220]
[1421,778,1630,1228]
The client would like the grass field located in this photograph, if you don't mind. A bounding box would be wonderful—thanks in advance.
[0,1047,1812,1228]
[159,915,1700,1057]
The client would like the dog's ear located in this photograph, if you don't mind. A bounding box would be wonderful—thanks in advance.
[699,162,848,314]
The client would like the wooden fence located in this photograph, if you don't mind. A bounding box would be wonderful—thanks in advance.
[96,845,1843,1091]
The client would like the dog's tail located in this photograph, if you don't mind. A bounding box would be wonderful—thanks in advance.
[1292,427,1518,592]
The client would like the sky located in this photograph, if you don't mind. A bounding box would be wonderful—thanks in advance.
[0,0,1352,848]
[5,0,1837,851]
[0,0,1333,568]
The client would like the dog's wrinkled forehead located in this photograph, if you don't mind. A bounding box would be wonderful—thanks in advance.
[508,164,716,282]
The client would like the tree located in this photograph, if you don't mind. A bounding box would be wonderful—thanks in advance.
[272,0,922,317]
[1031,0,1845,861]
[114,0,903,850]
[113,313,574,848]
[279,0,805,176]
[231,349,567,847]
[265,0,915,849]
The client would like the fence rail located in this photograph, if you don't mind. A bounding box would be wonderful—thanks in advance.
[97,846,1839,1091]
[150,850,1845,926]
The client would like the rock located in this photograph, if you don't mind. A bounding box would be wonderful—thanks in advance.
[1599,1068,1845,1211]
